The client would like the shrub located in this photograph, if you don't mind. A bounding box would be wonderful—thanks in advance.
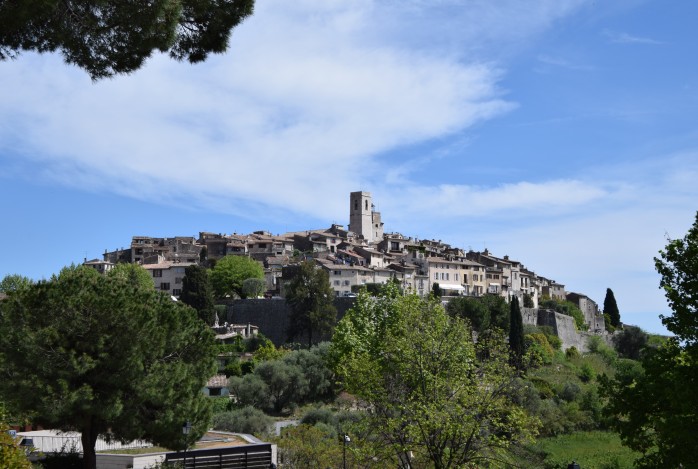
[587,335,603,353]
[301,407,337,427]
[223,358,242,377]
[212,406,274,435]
[546,334,562,351]
[579,363,594,383]
[559,382,581,402]
[525,333,555,366]
[566,346,580,360]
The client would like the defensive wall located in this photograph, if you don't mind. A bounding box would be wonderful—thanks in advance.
[220,298,355,346]
[222,300,610,351]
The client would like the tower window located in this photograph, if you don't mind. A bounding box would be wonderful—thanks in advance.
[354,201,358,211]
[365,200,368,210]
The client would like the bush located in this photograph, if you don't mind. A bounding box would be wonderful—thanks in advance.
[587,335,603,353]
[301,407,337,427]
[223,358,242,377]
[212,406,274,435]
[525,333,555,366]
[579,363,594,383]
[558,382,581,402]
[565,346,580,360]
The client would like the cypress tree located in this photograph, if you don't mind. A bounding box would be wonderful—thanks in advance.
[509,296,525,368]
[180,264,216,325]
[603,288,621,328]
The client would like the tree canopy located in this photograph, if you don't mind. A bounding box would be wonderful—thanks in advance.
[602,212,698,468]
[331,285,538,467]
[0,265,217,469]
[106,262,154,290]
[655,212,698,344]
[285,261,337,347]
[210,254,264,298]
[0,273,33,293]
[0,0,255,80]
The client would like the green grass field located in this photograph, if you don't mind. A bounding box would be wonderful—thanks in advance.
[523,431,640,469]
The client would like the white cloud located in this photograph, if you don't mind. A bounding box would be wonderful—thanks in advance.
[1,0,542,221]
[603,29,664,45]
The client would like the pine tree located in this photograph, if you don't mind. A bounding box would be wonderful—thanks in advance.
[603,288,621,328]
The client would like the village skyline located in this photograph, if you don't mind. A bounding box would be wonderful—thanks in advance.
[3,1,697,336]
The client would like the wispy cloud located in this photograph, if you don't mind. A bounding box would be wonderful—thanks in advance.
[0,0,589,222]
[603,29,664,45]
[537,54,594,71]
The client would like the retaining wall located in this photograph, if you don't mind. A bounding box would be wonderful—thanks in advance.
[223,300,611,351]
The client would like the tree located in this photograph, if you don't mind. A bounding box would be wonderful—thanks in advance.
[210,255,264,298]
[254,360,308,414]
[432,282,442,297]
[655,212,698,345]
[509,296,525,368]
[242,277,266,298]
[0,273,33,293]
[107,262,154,290]
[446,296,490,332]
[602,212,698,468]
[285,261,336,348]
[180,264,216,324]
[0,0,254,80]
[0,265,217,469]
[612,325,648,360]
[523,292,534,308]
[331,286,539,468]
[603,288,621,328]
[482,293,510,332]
[0,412,31,469]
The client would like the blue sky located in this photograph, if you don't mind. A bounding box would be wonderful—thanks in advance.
[1,0,696,335]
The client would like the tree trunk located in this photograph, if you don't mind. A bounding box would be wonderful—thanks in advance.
[81,418,99,469]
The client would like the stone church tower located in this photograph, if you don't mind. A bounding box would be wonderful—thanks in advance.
[348,191,384,243]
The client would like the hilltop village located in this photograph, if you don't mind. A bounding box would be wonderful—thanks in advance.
[85,191,608,347]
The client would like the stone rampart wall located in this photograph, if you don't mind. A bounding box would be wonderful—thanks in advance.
[219,298,356,346]
[221,299,611,351]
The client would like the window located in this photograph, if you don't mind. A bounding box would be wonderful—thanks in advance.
[175,277,182,284]
[446,273,449,281]
[160,283,170,291]
[454,273,459,281]
[343,280,350,286]
[334,270,341,276]
[152,269,162,278]
[334,280,340,286]
[172,289,182,297]
[434,273,438,280]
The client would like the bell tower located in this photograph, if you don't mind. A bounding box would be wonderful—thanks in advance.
[349,191,373,242]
